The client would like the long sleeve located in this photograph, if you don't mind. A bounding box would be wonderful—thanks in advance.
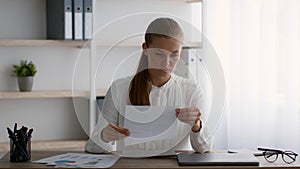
[101,85,120,125]
[84,127,112,153]
[190,123,214,153]
[85,85,119,153]
[188,82,214,153]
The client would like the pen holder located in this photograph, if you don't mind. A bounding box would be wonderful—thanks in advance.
[9,136,31,162]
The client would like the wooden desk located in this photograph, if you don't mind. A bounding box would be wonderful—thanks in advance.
[0,151,299,169]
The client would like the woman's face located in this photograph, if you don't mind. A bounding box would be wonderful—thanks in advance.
[144,37,182,77]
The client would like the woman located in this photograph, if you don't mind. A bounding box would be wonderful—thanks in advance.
[85,18,213,156]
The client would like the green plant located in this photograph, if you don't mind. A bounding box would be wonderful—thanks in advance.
[12,60,37,77]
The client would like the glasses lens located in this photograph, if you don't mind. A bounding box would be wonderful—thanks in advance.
[283,151,297,164]
[264,151,278,163]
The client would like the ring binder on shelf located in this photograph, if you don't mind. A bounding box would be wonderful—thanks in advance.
[73,0,84,40]
[84,0,93,40]
[46,0,73,40]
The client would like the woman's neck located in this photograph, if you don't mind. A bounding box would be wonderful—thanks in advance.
[148,69,171,87]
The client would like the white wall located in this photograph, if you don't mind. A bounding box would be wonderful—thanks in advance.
[0,98,88,142]
[0,0,195,143]
[0,0,46,39]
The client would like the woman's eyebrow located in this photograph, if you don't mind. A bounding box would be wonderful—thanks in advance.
[172,50,179,54]
[155,49,165,52]
[154,49,179,54]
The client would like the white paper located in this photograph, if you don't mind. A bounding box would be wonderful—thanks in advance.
[33,153,119,168]
[124,106,178,146]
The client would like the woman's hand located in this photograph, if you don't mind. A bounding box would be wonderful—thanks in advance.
[176,107,202,132]
[101,124,130,142]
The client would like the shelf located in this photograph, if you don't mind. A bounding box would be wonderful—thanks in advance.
[0,40,90,48]
[94,40,202,48]
[0,89,106,99]
[0,39,202,48]
[186,0,202,2]
[183,41,202,48]
[95,89,107,97]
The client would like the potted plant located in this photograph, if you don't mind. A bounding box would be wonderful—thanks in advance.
[12,60,37,92]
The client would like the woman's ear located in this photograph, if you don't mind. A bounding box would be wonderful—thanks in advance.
[142,42,147,49]
[142,42,149,56]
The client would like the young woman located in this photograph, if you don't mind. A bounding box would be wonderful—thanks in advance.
[85,18,213,156]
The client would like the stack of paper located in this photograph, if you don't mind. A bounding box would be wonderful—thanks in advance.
[33,153,119,168]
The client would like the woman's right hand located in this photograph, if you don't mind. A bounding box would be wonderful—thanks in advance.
[101,124,130,142]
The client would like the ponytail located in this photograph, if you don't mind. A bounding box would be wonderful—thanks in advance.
[129,54,152,105]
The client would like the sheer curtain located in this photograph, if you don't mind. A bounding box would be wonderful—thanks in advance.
[204,0,300,152]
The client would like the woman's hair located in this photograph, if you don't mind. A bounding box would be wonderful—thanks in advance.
[129,18,184,105]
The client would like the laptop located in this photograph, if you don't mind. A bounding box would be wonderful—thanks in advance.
[177,153,259,166]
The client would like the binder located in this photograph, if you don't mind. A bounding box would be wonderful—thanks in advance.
[46,0,73,40]
[83,0,93,40]
[73,0,84,40]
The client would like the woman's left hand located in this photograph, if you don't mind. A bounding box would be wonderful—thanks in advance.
[176,107,202,132]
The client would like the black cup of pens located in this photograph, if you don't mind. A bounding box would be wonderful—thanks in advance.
[7,123,33,162]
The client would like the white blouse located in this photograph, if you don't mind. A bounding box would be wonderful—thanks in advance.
[86,73,214,156]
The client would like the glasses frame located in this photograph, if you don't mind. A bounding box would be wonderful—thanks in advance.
[258,147,298,164]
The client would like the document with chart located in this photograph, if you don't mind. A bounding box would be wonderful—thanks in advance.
[33,153,119,168]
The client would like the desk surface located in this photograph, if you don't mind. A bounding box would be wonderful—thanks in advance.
[0,151,299,169]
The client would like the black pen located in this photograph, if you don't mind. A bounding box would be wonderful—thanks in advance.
[17,130,26,149]
[27,128,33,138]
[13,123,17,134]
[21,126,28,135]
[25,128,33,145]
[7,127,16,157]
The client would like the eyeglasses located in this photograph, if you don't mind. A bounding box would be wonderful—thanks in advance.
[258,147,298,164]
